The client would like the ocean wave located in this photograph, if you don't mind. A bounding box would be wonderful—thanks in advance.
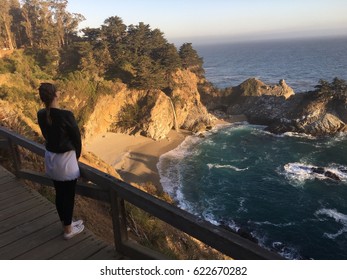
[157,134,203,198]
[282,131,317,140]
[315,208,347,239]
[270,241,302,260]
[207,163,249,172]
[250,229,302,259]
[237,197,248,213]
[253,220,296,228]
[282,162,347,186]
[220,218,302,259]
[324,133,347,147]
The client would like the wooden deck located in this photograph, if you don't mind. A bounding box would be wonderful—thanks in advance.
[0,165,124,260]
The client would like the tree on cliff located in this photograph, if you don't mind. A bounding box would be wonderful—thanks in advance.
[1,0,84,50]
[0,0,16,49]
[315,78,347,97]
[125,22,180,89]
[78,18,184,89]
[0,1,203,91]
[179,43,204,76]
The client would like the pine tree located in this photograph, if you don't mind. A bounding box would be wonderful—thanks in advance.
[179,43,204,76]
[0,0,15,49]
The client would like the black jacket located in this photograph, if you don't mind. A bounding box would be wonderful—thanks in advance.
[37,108,82,158]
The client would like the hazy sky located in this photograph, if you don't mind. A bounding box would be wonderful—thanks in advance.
[67,0,347,45]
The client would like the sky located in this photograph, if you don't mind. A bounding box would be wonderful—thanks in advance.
[67,0,347,45]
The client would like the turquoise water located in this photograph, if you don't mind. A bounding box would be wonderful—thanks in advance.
[158,38,347,259]
[158,124,347,259]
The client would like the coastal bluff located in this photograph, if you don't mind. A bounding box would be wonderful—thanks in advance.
[79,69,213,143]
[82,75,347,144]
[202,77,347,136]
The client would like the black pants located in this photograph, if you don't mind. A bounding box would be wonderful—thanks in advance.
[53,179,77,226]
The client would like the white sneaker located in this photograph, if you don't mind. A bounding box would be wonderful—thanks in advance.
[63,224,84,240]
[61,220,83,233]
[71,219,83,227]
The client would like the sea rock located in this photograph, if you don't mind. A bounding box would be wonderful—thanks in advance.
[311,167,341,181]
[237,78,294,98]
[141,91,175,140]
[324,171,341,181]
[170,70,213,131]
[201,77,347,136]
[201,78,295,124]
[304,113,345,135]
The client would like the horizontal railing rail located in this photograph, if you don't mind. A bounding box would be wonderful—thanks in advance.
[0,126,284,260]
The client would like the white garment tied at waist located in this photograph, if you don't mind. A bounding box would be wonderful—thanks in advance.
[45,150,80,181]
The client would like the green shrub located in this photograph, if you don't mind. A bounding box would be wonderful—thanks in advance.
[115,103,142,131]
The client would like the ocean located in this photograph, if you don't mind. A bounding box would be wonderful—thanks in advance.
[196,37,347,92]
[157,37,347,260]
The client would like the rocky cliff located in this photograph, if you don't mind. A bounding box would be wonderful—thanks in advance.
[0,67,213,144]
[267,83,347,135]
[202,78,347,136]
[81,69,213,143]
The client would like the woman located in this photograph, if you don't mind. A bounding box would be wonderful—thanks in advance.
[37,83,84,240]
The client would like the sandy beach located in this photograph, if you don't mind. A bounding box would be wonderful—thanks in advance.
[86,116,246,190]
[85,129,190,190]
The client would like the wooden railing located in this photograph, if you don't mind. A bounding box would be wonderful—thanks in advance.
[0,126,284,260]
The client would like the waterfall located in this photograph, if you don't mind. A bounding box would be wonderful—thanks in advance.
[167,96,179,131]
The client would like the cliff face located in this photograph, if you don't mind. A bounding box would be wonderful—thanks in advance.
[202,78,347,136]
[82,69,213,143]
[170,70,212,132]
[0,67,213,144]
[0,99,42,138]
[267,90,347,135]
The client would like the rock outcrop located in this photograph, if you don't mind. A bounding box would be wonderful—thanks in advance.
[267,92,347,135]
[82,69,213,143]
[202,78,347,136]
[200,78,294,111]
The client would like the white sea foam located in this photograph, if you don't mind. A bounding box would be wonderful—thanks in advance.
[283,131,317,140]
[237,197,248,213]
[157,134,202,198]
[325,133,347,147]
[207,163,249,172]
[220,219,240,232]
[315,208,347,239]
[282,162,347,186]
[253,220,296,228]
[283,163,322,184]
[270,241,302,260]
[250,230,302,259]
[201,210,220,226]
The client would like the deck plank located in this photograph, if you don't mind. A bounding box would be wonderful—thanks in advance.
[0,202,55,233]
[0,197,45,221]
[0,186,29,200]
[50,236,107,260]
[87,246,124,260]
[0,180,25,193]
[0,176,16,187]
[15,230,91,259]
[0,192,41,210]
[0,221,62,259]
[0,212,59,248]
[0,165,122,260]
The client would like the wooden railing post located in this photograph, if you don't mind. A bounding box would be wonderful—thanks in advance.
[7,139,22,176]
[110,188,128,252]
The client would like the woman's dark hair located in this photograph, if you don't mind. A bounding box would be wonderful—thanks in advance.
[38,83,56,125]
